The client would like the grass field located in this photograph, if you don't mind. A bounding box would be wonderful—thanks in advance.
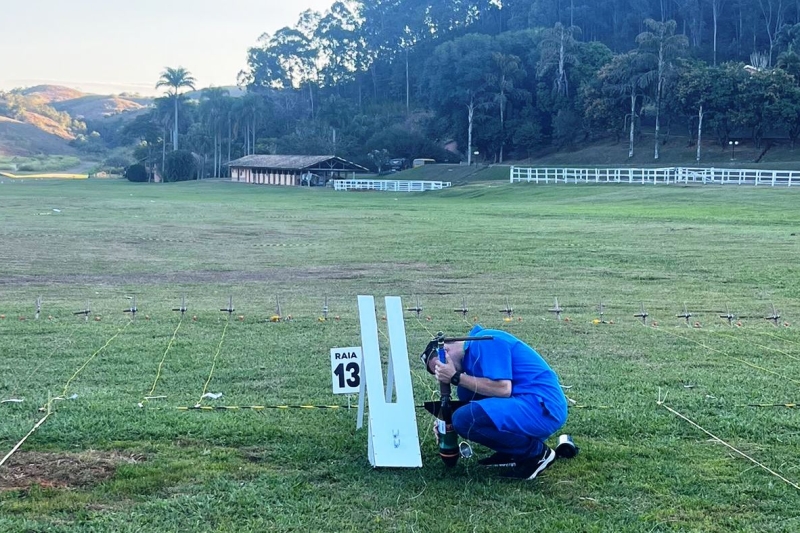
[1,179,800,532]
[0,155,82,173]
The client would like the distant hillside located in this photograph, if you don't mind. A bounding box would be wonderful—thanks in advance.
[0,116,77,156]
[117,94,155,106]
[0,83,246,157]
[9,85,151,122]
[52,95,149,121]
[0,84,155,156]
[19,85,87,104]
[18,110,74,139]
[183,86,245,99]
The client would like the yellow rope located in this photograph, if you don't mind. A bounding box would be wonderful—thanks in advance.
[60,320,130,398]
[142,317,183,402]
[648,325,800,386]
[414,315,436,340]
[658,399,800,491]
[411,367,440,401]
[376,324,438,400]
[197,318,230,404]
[409,318,445,399]
[13,320,79,397]
[754,329,800,346]
[7,321,129,464]
[710,329,800,362]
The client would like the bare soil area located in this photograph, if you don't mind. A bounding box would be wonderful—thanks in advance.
[0,450,144,491]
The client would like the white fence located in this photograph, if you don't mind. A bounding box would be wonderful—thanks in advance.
[333,179,452,192]
[510,167,800,187]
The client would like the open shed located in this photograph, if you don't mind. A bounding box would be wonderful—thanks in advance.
[229,155,369,186]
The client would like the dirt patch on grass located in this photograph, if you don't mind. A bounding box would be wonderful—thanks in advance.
[0,450,144,491]
[240,446,268,463]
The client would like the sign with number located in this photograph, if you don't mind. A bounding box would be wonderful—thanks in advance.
[330,347,362,394]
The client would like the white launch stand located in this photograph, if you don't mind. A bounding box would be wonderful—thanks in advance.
[357,295,422,468]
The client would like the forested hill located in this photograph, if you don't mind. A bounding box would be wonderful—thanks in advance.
[35,0,800,176]
[225,0,800,167]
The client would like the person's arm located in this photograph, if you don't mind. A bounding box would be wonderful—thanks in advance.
[434,358,512,398]
[457,373,511,398]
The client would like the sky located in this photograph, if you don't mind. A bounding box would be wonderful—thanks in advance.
[0,0,336,95]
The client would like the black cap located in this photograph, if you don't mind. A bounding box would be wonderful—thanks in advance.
[420,340,438,374]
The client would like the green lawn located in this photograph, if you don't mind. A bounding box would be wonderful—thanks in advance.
[1,179,800,532]
[0,155,82,173]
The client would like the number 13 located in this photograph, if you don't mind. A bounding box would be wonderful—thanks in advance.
[334,362,360,388]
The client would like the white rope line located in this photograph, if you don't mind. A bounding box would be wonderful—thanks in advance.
[657,398,800,491]
[0,402,52,468]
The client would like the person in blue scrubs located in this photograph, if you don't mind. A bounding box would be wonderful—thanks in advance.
[422,324,568,480]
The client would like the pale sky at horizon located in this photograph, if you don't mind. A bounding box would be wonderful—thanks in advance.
[0,0,336,96]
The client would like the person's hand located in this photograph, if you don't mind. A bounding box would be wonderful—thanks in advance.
[434,354,456,384]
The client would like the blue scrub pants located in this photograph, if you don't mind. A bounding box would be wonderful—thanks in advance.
[452,401,548,460]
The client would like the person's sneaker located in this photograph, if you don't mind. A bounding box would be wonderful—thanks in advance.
[500,446,556,480]
[477,451,517,467]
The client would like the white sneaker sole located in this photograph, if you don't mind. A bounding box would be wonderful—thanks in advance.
[524,448,556,480]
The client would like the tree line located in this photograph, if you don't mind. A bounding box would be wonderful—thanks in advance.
[123,0,800,179]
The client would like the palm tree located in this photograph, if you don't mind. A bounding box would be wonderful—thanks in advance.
[153,97,173,180]
[199,87,230,177]
[156,67,196,150]
[636,19,688,160]
[234,93,268,156]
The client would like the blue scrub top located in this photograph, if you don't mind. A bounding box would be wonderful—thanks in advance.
[457,325,567,436]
